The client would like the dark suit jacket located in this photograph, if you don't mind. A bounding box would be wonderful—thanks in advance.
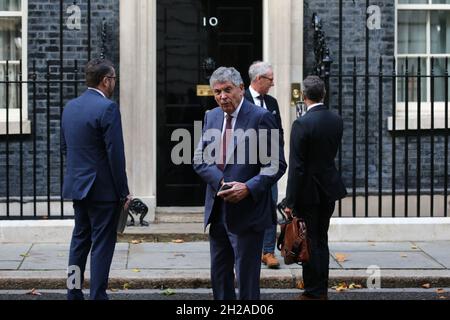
[193,99,287,234]
[285,104,347,209]
[244,89,284,142]
[61,89,129,202]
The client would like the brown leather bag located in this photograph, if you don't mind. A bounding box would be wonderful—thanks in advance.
[276,200,310,265]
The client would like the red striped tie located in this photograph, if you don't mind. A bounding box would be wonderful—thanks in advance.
[218,114,233,171]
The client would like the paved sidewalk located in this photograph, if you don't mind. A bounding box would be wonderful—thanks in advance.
[0,241,449,290]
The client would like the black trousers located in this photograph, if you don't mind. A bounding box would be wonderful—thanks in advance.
[298,200,335,297]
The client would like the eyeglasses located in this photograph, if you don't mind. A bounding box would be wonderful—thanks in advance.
[261,75,274,82]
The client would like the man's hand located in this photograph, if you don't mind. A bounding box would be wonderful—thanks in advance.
[284,207,293,219]
[217,182,250,204]
[124,195,133,211]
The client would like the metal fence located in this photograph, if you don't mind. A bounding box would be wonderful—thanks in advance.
[0,60,84,220]
[1,56,449,219]
[327,56,449,218]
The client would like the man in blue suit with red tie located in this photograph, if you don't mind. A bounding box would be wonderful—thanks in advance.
[62,59,130,300]
[193,67,286,300]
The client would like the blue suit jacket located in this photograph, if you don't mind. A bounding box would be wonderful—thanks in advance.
[193,99,287,234]
[61,90,129,202]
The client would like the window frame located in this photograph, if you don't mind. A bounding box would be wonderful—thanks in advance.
[0,0,29,134]
[392,0,450,130]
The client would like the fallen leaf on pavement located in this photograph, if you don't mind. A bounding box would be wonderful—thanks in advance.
[349,283,363,289]
[162,289,176,296]
[421,283,431,289]
[436,288,446,294]
[332,282,348,292]
[334,286,347,292]
[172,239,184,244]
[110,288,119,292]
[26,288,42,296]
[131,240,142,244]
[335,253,347,263]
[411,245,418,250]
[296,280,304,290]
[123,283,130,290]
[132,268,141,273]
[401,254,408,258]
[20,253,29,258]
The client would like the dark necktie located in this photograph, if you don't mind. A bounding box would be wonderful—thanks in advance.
[257,95,265,109]
[218,114,233,171]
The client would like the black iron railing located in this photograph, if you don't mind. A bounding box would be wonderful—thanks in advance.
[322,56,449,218]
[1,56,449,219]
[1,59,85,220]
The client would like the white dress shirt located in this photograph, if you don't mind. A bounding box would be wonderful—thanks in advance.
[307,102,323,112]
[88,87,106,98]
[249,86,267,110]
[221,97,244,134]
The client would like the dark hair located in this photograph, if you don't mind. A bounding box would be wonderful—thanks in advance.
[302,75,326,102]
[85,59,114,87]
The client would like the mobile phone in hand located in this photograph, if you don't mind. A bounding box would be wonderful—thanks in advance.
[219,184,232,192]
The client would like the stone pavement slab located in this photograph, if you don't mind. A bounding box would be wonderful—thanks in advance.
[128,251,211,269]
[330,242,419,252]
[0,261,22,270]
[0,244,32,261]
[128,242,209,253]
[127,242,211,269]
[332,251,445,269]
[415,241,450,268]
[20,244,69,270]
[18,243,131,271]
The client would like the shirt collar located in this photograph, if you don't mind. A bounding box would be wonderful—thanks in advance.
[88,87,106,98]
[307,102,323,112]
[224,97,244,119]
[249,85,261,101]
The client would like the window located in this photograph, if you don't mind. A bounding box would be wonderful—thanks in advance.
[393,0,450,130]
[0,0,28,134]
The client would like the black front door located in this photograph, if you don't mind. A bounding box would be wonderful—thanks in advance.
[157,0,263,206]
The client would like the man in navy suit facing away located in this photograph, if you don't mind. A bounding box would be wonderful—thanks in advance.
[62,59,131,300]
[193,67,286,300]
[285,76,347,300]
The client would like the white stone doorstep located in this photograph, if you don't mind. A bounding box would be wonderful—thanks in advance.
[0,218,449,243]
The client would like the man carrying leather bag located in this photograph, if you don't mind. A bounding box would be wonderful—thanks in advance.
[284,76,347,300]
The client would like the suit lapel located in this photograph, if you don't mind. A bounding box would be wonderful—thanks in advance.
[211,108,224,131]
[246,89,277,116]
[265,99,276,114]
[244,90,255,104]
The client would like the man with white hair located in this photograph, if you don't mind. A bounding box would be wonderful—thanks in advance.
[244,61,284,269]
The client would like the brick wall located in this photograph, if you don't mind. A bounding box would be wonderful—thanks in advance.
[303,0,449,194]
[0,0,119,200]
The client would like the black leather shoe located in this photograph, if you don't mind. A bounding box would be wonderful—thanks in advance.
[297,293,328,300]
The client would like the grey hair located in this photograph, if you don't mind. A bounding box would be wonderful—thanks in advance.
[248,61,272,82]
[302,75,326,102]
[209,67,244,88]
